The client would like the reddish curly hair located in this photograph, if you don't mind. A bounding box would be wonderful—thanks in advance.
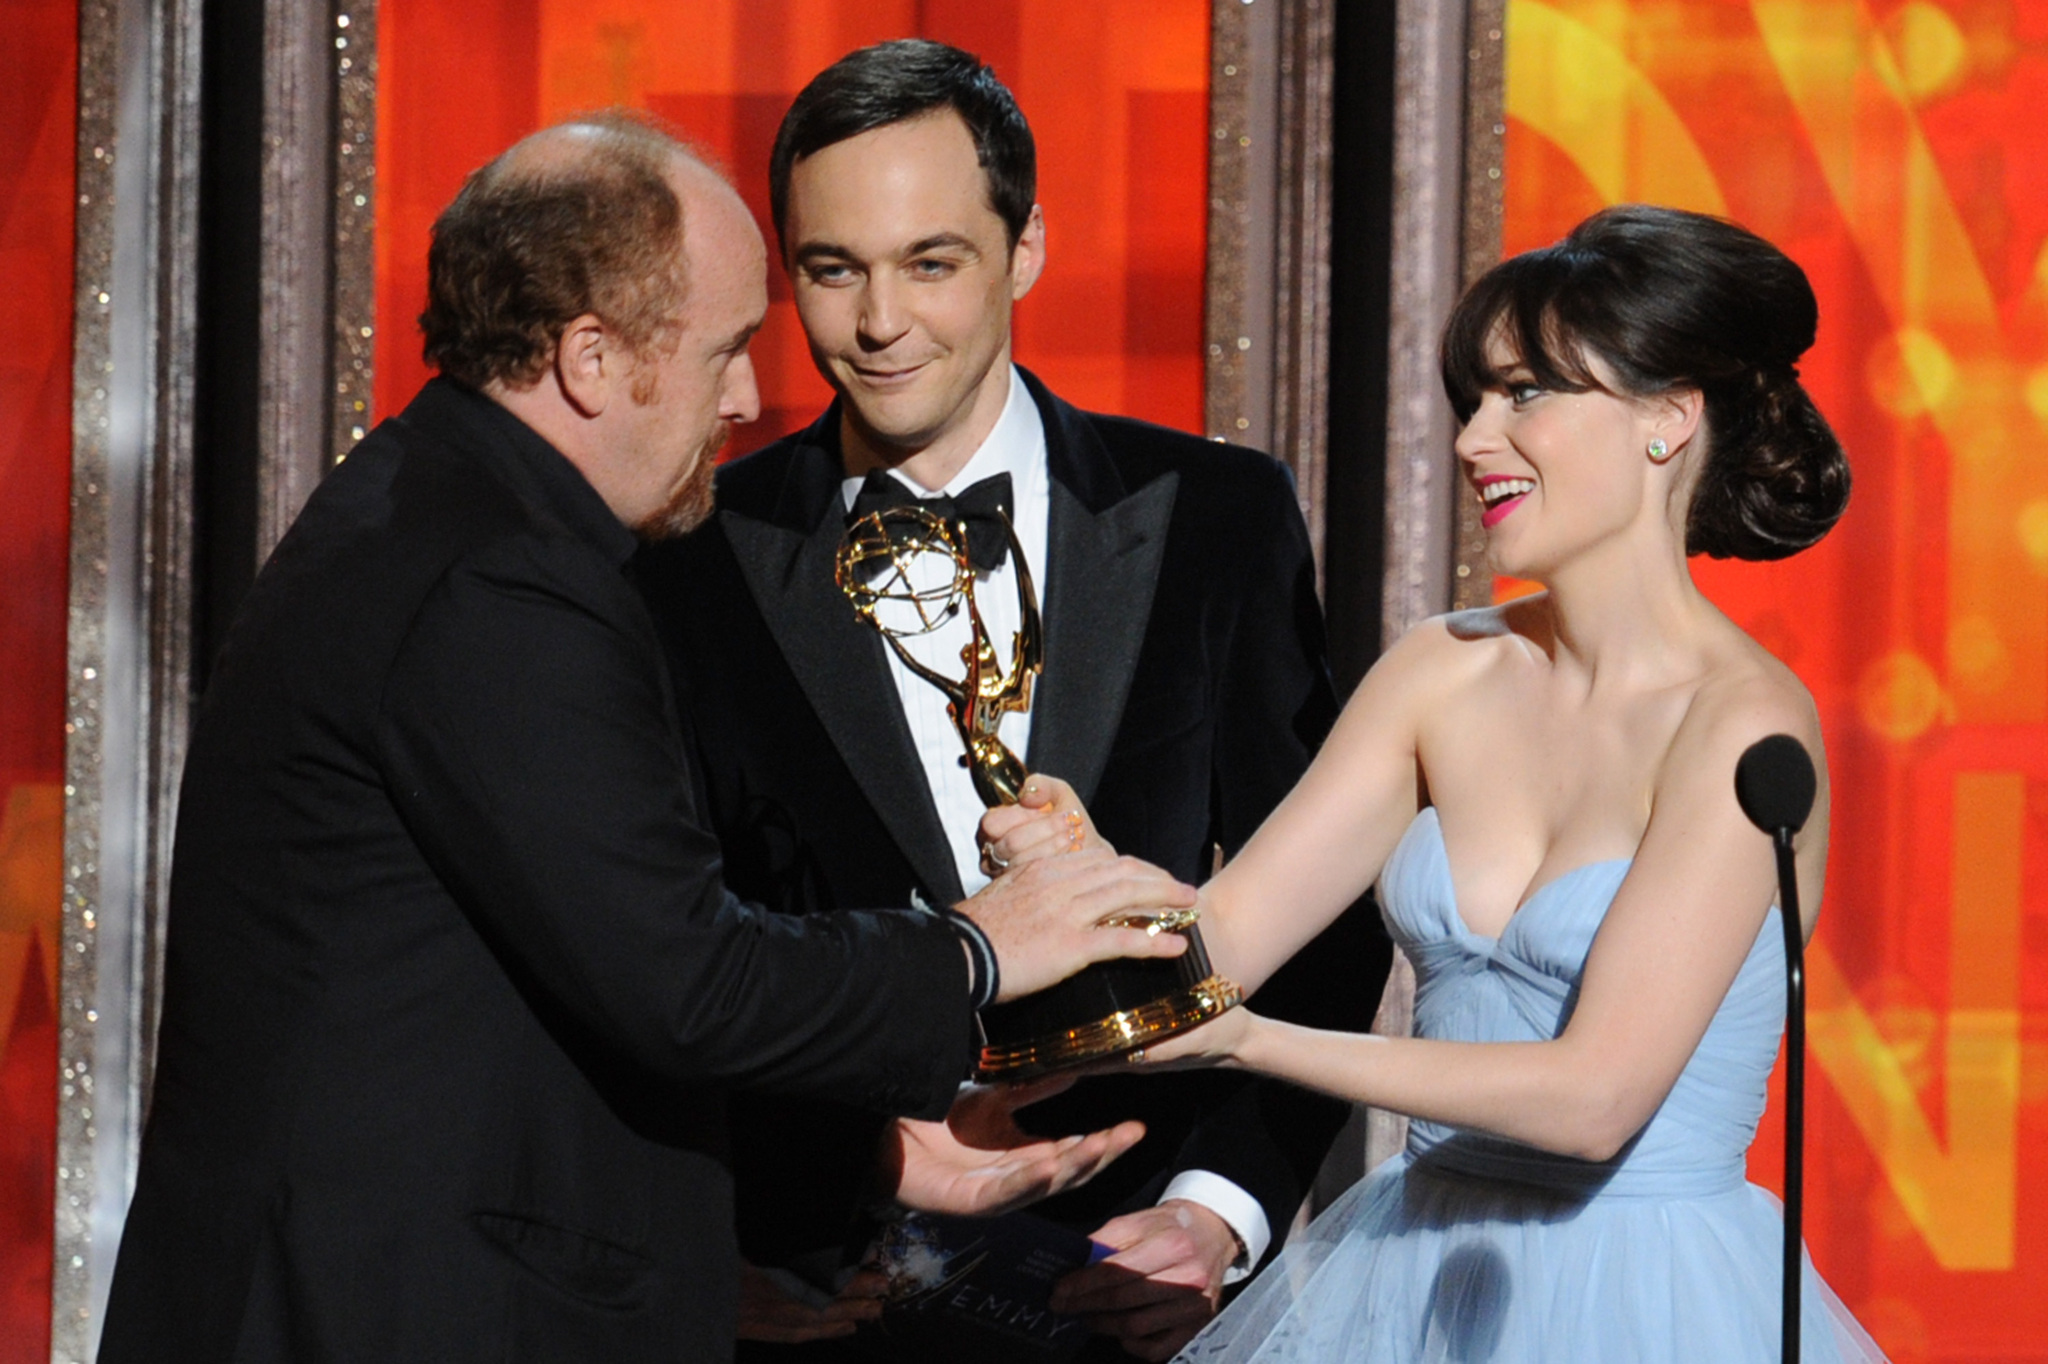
[421,112,695,391]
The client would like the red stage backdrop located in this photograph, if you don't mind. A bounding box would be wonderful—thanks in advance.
[1501,2,2048,1359]
[0,0,76,1359]
[372,0,1211,452]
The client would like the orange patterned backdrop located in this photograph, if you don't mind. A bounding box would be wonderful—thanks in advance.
[0,1,2026,1360]
[1501,2,2048,1359]
[0,0,73,1359]
[372,0,1211,448]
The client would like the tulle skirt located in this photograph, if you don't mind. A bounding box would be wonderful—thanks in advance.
[1176,1152,1889,1363]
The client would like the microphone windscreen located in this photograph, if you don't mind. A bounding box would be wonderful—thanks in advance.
[1734,734,1817,835]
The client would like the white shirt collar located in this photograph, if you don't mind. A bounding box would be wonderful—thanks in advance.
[840,367,1045,508]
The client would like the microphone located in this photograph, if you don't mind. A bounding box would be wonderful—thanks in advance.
[1736,733,1817,837]
[1735,734,1817,1364]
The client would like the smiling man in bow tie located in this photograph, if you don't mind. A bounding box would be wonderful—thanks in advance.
[633,39,1389,1362]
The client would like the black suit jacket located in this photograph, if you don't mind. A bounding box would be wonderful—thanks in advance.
[635,371,1389,1278]
[100,380,975,1364]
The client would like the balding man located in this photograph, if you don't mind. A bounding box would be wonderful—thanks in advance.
[98,115,1192,1364]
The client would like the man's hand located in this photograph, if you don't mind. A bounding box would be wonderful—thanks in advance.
[959,849,1195,1002]
[878,1075,1146,1217]
[735,1262,884,1343]
[1049,1201,1243,1361]
[979,775,1110,874]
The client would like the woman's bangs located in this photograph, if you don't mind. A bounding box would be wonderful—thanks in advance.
[1441,251,1601,419]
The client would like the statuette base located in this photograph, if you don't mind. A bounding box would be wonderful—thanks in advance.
[973,973,1244,1081]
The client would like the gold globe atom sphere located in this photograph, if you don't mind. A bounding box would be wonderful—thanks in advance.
[835,505,976,638]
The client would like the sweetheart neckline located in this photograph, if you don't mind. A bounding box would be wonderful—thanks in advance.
[1407,806,1634,943]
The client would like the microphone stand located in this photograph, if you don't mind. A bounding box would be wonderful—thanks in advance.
[1735,733,1816,1364]
[1771,821,1803,1364]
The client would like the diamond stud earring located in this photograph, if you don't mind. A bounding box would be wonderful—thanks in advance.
[1647,437,1669,460]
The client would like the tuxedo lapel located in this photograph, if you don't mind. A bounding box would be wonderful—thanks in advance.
[1024,376,1177,806]
[720,437,965,905]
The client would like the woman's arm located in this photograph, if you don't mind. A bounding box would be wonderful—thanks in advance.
[1190,618,1462,994]
[980,615,1457,980]
[1154,677,1830,1162]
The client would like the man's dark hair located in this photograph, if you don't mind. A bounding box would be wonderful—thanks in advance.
[421,112,692,391]
[768,39,1036,253]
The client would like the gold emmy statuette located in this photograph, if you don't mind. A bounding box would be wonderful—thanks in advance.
[836,503,1242,1080]
[836,505,1040,807]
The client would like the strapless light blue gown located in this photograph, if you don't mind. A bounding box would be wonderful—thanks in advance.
[1177,807,1887,1362]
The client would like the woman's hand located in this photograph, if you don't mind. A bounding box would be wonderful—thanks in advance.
[978,775,1109,876]
[1130,1004,1259,1070]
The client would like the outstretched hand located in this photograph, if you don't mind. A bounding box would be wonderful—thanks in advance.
[1132,1002,1259,1070]
[877,1074,1147,1218]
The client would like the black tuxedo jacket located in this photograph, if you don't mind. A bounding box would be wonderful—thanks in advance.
[635,371,1389,1275]
[100,380,975,1364]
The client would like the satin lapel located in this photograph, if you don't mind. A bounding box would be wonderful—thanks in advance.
[1027,469,1178,807]
[721,468,965,905]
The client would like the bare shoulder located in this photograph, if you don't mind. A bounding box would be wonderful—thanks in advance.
[1650,622,1832,929]
[1661,628,1825,797]
[1368,596,1542,698]
[1442,590,1551,645]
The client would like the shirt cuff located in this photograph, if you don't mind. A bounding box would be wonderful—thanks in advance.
[1159,1170,1271,1285]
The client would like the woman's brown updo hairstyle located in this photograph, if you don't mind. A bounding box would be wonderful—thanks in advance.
[1440,204,1850,561]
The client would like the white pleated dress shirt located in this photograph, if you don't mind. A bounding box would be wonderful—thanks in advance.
[839,367,1269,1278]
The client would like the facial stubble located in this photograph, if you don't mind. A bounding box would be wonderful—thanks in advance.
[633,423,726,542]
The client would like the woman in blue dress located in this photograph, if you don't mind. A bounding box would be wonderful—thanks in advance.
[991,205,1888,1361]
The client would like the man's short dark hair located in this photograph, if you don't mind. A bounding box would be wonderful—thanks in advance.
[769,39,1036,254]
[421,113,691,391]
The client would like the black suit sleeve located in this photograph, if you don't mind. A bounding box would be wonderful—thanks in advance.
[1179,457,1393,1248]
[373,534,972,1119]
[1209,460,1337,857]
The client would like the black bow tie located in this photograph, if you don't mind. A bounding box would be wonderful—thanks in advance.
[847,470,1015,572]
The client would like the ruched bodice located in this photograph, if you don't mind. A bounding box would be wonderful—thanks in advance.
[1381,806,1779,1199]
[1176,807,1888,1363]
